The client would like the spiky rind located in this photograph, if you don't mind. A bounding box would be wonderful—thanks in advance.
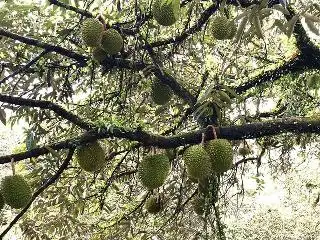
[211,16,234,40]
[183,145,212,179]
[92,47,107,63]
[205,139,233,174]
[75,141,106,172]
[138,154,170,190]
[152,0,180,26]
[307,74,320,89]
[101,29,123,55]
[145,196,162,214]
[151,80,173,105]
[81,18,104,47]
[1,175,32,209]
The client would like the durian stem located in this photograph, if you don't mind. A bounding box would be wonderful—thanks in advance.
[208,125,217,139]
[97,14,107,30]
[201,133,205,145]
[10,158,15,176]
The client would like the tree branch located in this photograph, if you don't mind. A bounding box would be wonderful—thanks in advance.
[0,28,87,65]
[0,147,75,239]
[1,117,319,164]
[0,94,93,130]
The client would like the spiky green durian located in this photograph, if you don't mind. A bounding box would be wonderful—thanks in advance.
[81,18,104,47]
[75,141,106,172]
[238,146,250,156]
[101,29,123,55]
[1,175,32,209]
[307,74,320,89]
[183,145,212,179]
[192,195,205,215]
[211,15,232,40]
[151,80,173,105]
[152,0,180,26]
[92,47,107,63]
[205,139,233,174]
[138,154,170,190]
[145,196,162,214]
[0,192,4,211]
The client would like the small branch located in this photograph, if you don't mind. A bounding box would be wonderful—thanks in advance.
[0,28,87,65]
[0,51,48,85]
[0,148,75,239]
[0,94,93,130]
[48,0,92,18]
[148,4,219,48]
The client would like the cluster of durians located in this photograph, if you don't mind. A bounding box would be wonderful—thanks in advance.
[0,174,32,211]
[81,18,123,62]
[183,138,233,180]
[137,137,234,214]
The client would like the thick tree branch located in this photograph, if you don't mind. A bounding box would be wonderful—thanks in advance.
[0,148,75,239]
[0,94,93,130]
[0,28,87,65]
[235,56,305,94]
[1,117,319,164]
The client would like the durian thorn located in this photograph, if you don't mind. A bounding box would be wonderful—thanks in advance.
[10,158,15,175]
[208,125,217,139]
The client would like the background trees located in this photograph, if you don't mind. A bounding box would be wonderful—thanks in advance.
[0,0,320,239]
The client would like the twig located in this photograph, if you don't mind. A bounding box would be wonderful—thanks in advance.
[0,28,87,65]
[0,94,93,130]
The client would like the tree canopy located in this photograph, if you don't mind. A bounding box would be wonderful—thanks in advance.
[0,0,320,239]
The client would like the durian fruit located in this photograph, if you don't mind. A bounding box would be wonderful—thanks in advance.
[307,74,320,89]
[81,18,104,47]
[145,196,162,214]
[92,47,107,63]
[101,29,123,55]
[138,153,170,190]
[211,15,234,40]
[1,175,32,209]
[238,146,250,156]
[183,145,212,180]
[75,141,106,172]
[191,195,205,215]
[0,192,4,211]
[152,0,180,26]
[151,80,173,105]
[204,139,233,174]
